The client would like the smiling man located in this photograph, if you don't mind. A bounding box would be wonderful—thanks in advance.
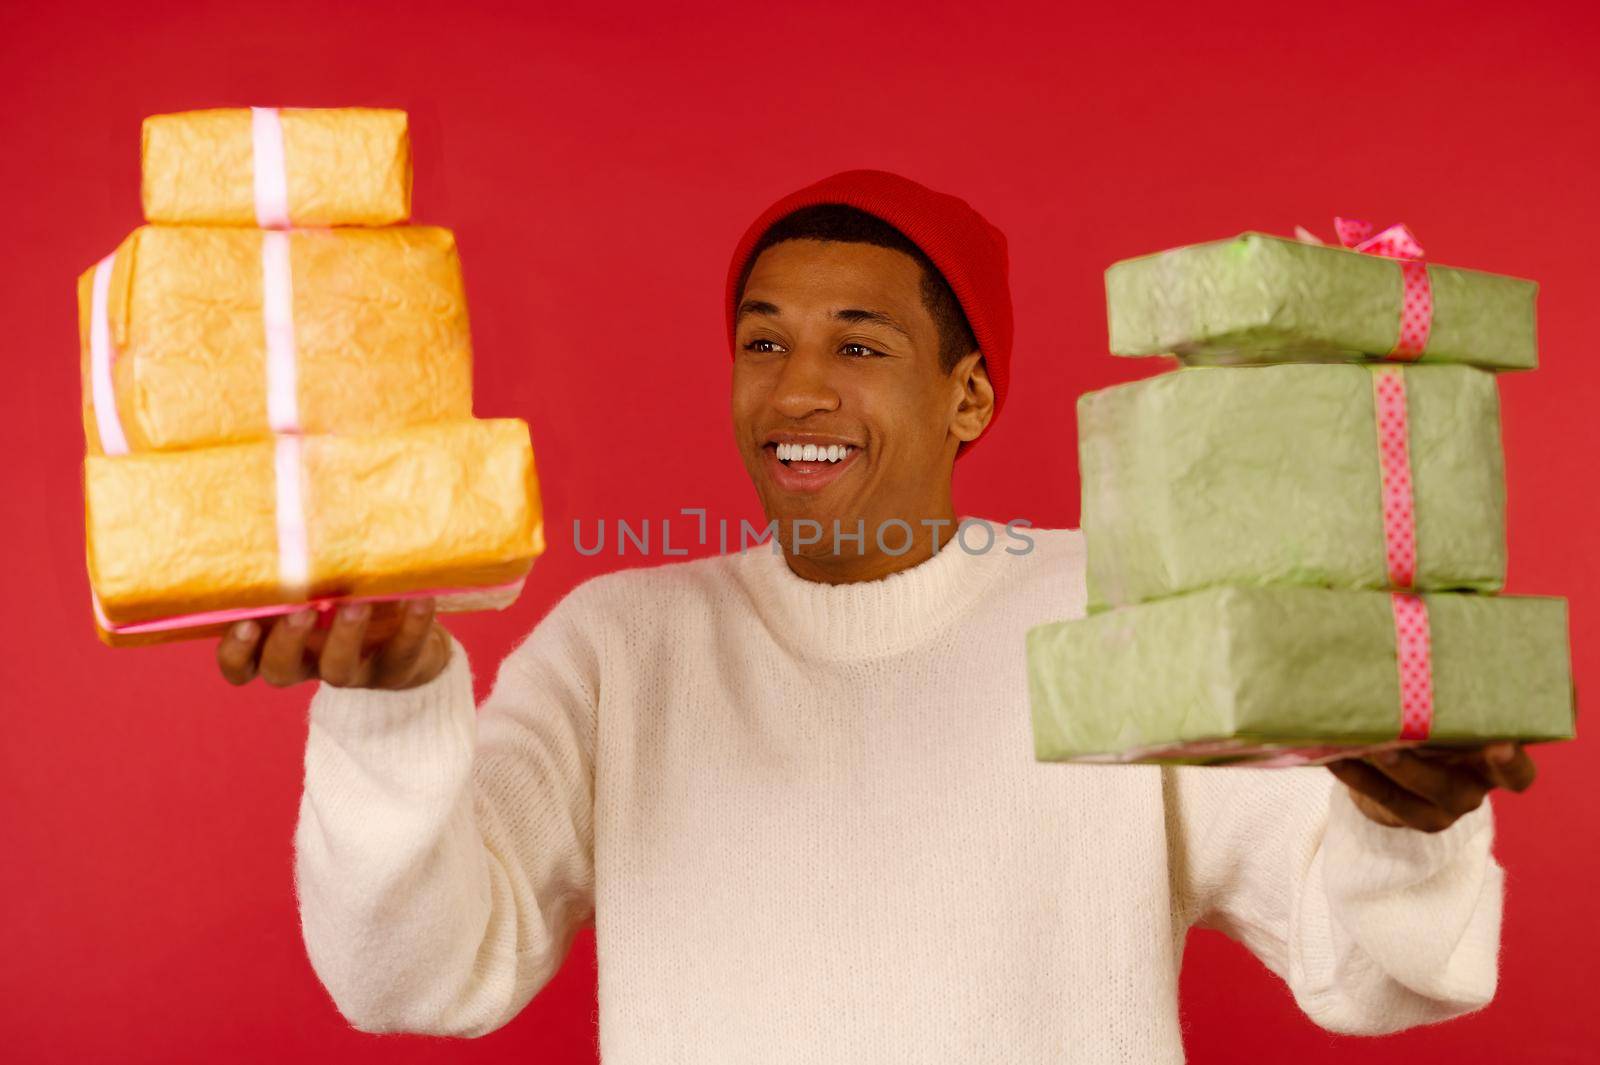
[222,169,1536,1062]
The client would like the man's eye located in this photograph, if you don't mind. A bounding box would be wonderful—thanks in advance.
[743,339,782,354]
[841,343,882,358]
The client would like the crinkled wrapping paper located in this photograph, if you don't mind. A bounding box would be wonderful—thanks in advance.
[1027,585,1574,766]
[141,107,411,226]
[1080,364,1506,611]
[1106,232,1538,370]
[77,225,473,454]
[84,418,543,646]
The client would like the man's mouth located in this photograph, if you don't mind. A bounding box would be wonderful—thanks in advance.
[775,442,855,466]
[762,439,862,494]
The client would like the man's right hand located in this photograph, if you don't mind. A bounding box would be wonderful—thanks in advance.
[216,597,452,690]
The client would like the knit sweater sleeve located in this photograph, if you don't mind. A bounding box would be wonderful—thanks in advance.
[292,591,599,1037]
[1165,763,1503,1035]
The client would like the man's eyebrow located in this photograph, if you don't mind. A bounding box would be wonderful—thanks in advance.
[735,298,782,323]
[735,299,914,342]
[832,307,912,341]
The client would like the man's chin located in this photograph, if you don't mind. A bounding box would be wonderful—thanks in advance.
[762,507,867,556]
[745,449,877,548]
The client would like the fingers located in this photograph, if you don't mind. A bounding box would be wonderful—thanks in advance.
[1409,741,1538,794]
[317,602,372,688]
[1482,742,1538,793]
[1370,748,1489,817]
[213,598,448,691]
[1327,758,1461,832]
[1328,740,1534,833]
[216,619,262,685]
[371,598,439,689]
[258,608,318,686]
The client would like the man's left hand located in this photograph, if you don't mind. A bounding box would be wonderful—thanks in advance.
[1326,742,1537,833]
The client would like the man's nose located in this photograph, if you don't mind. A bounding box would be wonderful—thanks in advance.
[770,344,841,419]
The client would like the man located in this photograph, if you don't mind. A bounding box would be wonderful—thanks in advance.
[217,169,1537,1062]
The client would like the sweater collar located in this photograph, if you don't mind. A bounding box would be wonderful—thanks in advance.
[731,515,1011,660]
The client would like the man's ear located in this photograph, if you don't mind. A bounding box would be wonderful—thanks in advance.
[948,350,994,444]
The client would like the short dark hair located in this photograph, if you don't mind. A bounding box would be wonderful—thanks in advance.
[734,203,979,374]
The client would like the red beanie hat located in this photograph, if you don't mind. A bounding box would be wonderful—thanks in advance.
[724,168,1013,459]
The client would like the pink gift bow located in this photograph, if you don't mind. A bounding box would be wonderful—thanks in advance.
[1292,217,1433,359]
[1296,217,1435,742]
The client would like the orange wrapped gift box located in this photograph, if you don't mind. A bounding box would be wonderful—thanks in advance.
[141,107,411,226]
[83,106,544,647]
[78,224,473,455]
[85,418,545,647]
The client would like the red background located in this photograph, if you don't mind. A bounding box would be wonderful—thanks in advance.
[3,1,1596,1060]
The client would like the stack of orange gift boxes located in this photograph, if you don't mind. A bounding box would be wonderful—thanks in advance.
[80,107,544,647]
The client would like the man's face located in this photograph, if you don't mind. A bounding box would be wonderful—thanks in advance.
[731,239,971,556]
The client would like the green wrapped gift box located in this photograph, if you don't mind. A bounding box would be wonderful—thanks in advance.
[1080,363,1506,611]
[1105,232,1538,370]
[1027,585,1574,767]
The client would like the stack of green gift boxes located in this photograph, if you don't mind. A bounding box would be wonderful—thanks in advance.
[1027,225,1577,766]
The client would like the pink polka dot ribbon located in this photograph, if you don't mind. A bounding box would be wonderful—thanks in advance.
[1390,591,1435,740]
[1371,367,1417,587]
[1370,363,1435,740]
[1297,217,1434,360]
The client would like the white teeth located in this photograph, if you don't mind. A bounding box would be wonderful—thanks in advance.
[774,443,854,463]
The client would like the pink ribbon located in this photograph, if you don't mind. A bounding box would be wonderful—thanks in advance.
[1295,217,1434,359]
[1371,367,1418,588]
[273,435,310,601]
[88,254,129,456]
[92,574,528,637]
[261,231,300,434]
[1389,591,1435,740]
[1371,349,1435,740]
[250,107,291,229]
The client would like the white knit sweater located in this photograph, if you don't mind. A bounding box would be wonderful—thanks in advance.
[294,526,1502,1062]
